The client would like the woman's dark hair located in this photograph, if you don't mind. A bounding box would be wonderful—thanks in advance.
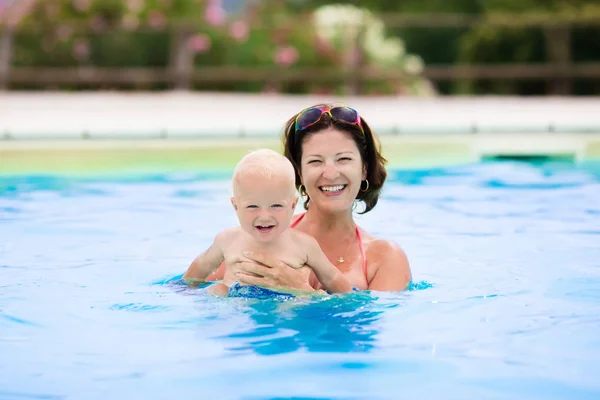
[282,103,387,214]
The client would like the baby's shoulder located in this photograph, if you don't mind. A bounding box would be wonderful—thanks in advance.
[214,227,244,245]
[287,230,320,256]
[219,228,247,264]
[289,229,317,246]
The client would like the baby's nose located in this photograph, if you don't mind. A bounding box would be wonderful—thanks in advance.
[258,210,272,220]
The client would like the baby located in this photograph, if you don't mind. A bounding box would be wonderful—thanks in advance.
[183,148,352,295]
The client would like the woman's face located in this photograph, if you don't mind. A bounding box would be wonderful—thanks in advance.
[299,128,366,213]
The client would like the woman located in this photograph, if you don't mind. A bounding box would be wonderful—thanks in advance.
[195,104,412,292]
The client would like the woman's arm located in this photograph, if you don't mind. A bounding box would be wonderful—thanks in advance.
[367,240,412,291]
[204,262,225,282]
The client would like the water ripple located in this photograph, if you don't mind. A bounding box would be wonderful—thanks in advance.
[0,391,65,400]
[1,161,599,399]
[109,303,171,313]
[1,313,40,327]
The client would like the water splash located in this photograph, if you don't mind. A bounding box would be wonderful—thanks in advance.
[408,280,434,291]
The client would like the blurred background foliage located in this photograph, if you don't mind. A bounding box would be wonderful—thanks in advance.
[3,0,600,95]
[296,0,600,95]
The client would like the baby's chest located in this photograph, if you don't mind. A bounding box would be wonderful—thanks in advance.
[277,253,307,269]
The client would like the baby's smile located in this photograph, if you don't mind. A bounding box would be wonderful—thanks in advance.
[255,224,275,234]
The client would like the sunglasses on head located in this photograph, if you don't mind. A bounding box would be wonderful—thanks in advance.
[294,105,364,135]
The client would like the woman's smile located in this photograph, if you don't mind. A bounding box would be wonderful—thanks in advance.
[319,184,347,196]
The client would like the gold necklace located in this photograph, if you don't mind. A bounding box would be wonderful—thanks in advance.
[337,229,358,263]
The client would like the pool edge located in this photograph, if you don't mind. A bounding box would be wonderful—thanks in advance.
[1,134,599,175]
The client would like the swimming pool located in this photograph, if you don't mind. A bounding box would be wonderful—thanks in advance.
[1,160,599,399]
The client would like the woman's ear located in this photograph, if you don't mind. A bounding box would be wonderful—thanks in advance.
[362,165,367,181]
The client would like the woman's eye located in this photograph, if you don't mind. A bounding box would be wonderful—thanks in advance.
[339,157,352,162]
[307,159,321,164]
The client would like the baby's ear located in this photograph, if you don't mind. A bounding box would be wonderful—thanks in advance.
[291,195,299,209]
[230,197,237,210]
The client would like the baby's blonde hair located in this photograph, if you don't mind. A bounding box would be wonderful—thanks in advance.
[232,149,296,196]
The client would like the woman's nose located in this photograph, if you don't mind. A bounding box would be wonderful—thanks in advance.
[322,162,340,180]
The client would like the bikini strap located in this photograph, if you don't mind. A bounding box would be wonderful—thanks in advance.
[290,212,306,228]
[291,212,367,280]
[355,227,368,279]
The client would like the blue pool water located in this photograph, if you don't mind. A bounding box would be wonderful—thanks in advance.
[1,161,600,399]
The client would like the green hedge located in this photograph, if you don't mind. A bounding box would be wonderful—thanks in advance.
[11,0,429,94]
[10,0,599,94]
[298,0,600,95]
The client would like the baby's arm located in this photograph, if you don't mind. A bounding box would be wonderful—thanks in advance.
[183,230,232,284]
[303,236,353,294]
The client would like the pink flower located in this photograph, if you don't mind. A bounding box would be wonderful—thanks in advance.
[229,20,249,42]
[205,3,225,26]
[188,34,211,54]
[72,0,91,12]
[274,45,299,67]
[148,10,168,30]
[126,0,143,12]
[73,39,90,61]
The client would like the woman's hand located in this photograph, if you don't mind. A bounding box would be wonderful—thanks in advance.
[231,251,315,293]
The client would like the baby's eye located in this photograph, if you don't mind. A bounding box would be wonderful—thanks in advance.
[271,204,283,208]
[246,205,258,209]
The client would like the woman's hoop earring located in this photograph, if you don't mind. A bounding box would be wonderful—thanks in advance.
[360,179,369,192]
[299,184,307,197]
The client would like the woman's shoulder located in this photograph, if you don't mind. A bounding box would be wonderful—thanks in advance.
[360,230,410,271]
[361,232,412,289]
[364,235,407,260]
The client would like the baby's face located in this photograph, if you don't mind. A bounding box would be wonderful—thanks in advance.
[231,174,297,243]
